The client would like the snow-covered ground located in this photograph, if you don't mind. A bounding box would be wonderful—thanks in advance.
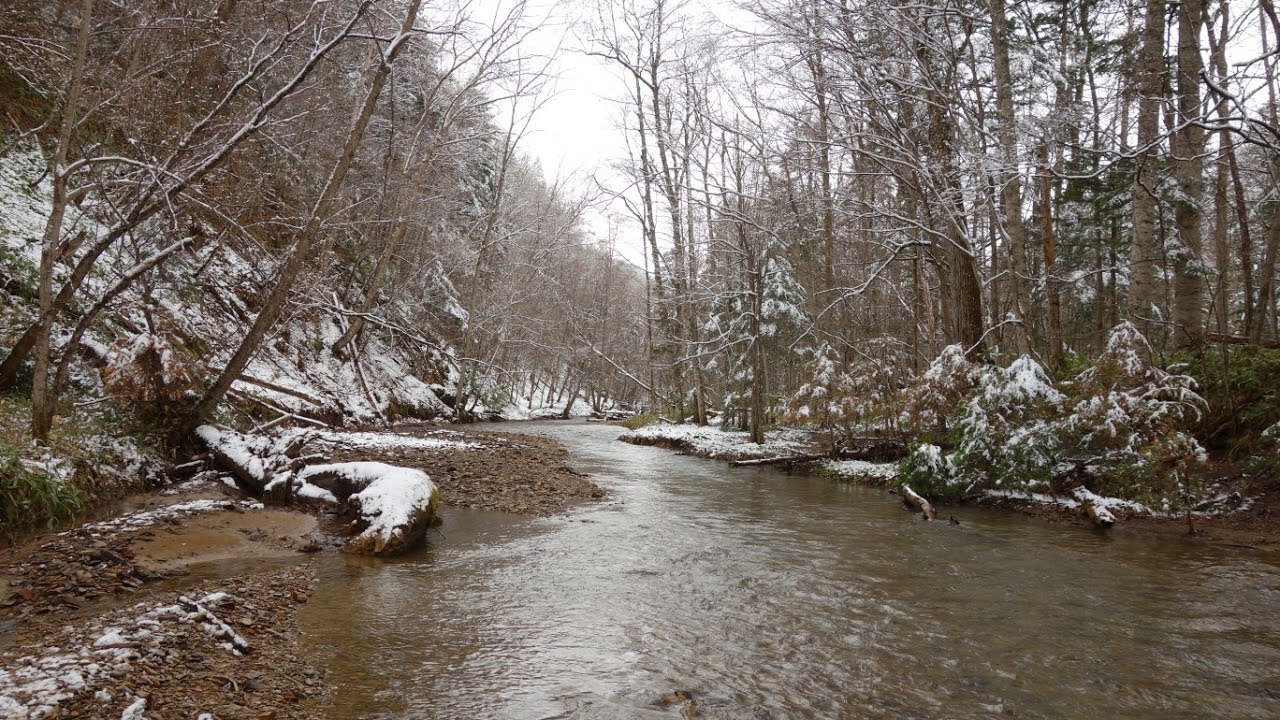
[622,423,816,460]
[821,459,899,482]
[0,144,457,428]
[499,402,595,421]
[984,487,1259,519]
[310,428,479,452]
[74,499,264,537]
[0,591,243,719]
[2,143,615,438]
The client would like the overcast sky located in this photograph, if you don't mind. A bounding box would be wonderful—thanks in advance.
[467,0,644,265]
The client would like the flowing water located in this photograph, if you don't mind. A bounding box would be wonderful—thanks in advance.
[299,421,1280,719]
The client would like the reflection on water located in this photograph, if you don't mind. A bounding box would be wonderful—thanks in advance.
[299,421,1280,719]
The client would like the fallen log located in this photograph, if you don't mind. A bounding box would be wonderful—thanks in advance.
[1083,500,1115,528]
[1072,487,1117,528]
[729,453,827,467]
[836,439,907,462]
[195,425,437,555]
[195,425,318,495]
[900,484,937,520]
[590,410,634,421]
[206,365,324,406]
[296,462,439,555]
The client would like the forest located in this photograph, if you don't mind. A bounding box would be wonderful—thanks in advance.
[0,0,1278,526]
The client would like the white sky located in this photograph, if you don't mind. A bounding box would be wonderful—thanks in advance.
[469,0,646,266]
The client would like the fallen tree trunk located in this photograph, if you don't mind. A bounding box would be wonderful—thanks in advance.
[900,484,937,520]
[1071,487,1118,528]
[195,425,437,555]
[206,366,324,407]
[836,439,907,462]
[296,462,439,555]
[1083,500,1115,529]
[196,426,292,493]
[591,409,635,421]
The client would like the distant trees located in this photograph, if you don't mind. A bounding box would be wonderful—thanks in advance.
[594,0,1280,443]
[1,0,651,440]
[7,0,1280,448]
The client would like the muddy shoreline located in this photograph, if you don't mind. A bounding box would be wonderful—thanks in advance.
[0,423,604,719]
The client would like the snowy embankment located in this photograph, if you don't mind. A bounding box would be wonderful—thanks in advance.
[0,143,456,429]
[820,459,899,484]
[311,428,479,452]
[197,426,438,555]
[621,423,817,461]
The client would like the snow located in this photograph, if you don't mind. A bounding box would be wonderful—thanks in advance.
[197,425,267,484]
[0,146,55,269]
[295,483,337,503]
[985,489,1081,510]
[92,630,128,648]
[312,429,478,452]
[197,424,314,489]
[0,590,251,718]
[295,462,437,549]
[822,460,898,480]
[119,697,147,720]
[625,423,813,459]
[71,499,260,537]
[1072,486,1152,516]
[499,401,595,421]
[983,488,1153,518]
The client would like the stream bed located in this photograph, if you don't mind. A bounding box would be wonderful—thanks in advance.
[299,421,1280,719]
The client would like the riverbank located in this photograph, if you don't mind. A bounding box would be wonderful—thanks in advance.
[622,422,1280,552]
[0,424,603,718]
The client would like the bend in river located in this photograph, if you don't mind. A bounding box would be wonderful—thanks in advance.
[299,421,1280,719]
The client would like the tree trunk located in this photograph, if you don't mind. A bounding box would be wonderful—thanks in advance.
[1206,0,1232,337]
[1039,146,1064,367]
[990,0,1031,354]
[1130,0,1166,332]
[31,0,93,441]
[749,256,766,445]
[918,23,984,354]
[1253,196,1280,344]
[1172,0,1206,348]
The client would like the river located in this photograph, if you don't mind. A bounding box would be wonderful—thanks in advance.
[298,420,1280,719]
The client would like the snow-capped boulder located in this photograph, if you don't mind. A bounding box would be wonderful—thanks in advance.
[295,462,439,555]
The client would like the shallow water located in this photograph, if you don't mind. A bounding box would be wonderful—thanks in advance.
[299,421,1280,719]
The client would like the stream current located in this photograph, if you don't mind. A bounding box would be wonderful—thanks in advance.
[299,420,1280,719]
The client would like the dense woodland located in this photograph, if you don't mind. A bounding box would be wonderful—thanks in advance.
[599,0,1280,441]
[2,0,1280,524]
